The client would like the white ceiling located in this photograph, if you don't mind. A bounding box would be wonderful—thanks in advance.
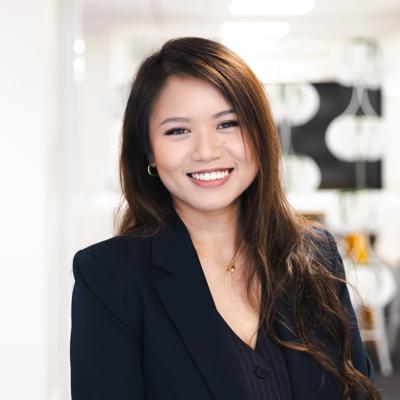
[82,0,400,84]
[83,0,400,39]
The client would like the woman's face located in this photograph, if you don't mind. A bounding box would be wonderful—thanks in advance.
[148,75,259,214]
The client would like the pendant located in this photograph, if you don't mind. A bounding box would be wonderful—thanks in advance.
[226,264,236,272]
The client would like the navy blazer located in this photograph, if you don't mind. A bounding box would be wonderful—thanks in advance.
[70,209,375,400]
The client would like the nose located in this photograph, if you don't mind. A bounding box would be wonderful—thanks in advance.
[192,128,223,161]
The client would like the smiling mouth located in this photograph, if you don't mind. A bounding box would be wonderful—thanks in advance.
[186,168,234,181]
[186,167,234,176]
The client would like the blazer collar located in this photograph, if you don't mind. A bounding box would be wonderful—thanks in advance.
[150,209,338,400]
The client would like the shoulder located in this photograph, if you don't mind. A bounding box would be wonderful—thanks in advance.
[74,233,151,260]
[75,233,151,261]
[305,225,345,280]
[71,235,152,341]
[72,234,152,297]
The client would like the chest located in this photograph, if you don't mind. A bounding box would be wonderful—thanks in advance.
[199,259,262,350]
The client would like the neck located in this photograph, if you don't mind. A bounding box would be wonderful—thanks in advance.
[173,201,240,261]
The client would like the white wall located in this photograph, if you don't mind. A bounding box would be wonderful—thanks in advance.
[0,0,83,398]
[0,0,58,398]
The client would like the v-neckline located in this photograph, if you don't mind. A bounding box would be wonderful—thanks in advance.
[216,310,263,353]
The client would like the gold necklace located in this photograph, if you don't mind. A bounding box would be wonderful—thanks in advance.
[195,248,238,273]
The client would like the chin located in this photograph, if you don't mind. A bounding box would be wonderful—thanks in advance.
[189,199,239,212]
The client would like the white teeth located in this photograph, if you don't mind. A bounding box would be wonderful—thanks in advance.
[190,170,230,181]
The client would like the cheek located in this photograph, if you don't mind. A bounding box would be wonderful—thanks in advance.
[229,134,254,162]
[153,143,186,174]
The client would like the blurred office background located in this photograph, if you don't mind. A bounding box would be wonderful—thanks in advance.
[1,0,400,398]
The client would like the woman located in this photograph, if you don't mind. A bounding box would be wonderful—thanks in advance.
[70,37,380,400]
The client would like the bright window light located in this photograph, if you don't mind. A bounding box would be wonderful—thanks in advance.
[220,21,291,38]
[230,0,315,16]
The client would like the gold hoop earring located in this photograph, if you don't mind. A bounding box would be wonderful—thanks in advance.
[147,163,158,177]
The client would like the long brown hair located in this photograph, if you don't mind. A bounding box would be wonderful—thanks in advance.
[115,37,380,400]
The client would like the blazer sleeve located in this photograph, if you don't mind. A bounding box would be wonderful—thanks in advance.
[70,249,145,400]
[325,230,376,383]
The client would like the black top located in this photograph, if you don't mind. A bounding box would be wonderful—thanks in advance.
[217,312,293,400]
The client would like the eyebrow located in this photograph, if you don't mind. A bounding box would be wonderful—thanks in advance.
[158,108,236,127]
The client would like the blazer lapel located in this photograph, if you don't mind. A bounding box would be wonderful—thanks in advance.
[150,209,248,400]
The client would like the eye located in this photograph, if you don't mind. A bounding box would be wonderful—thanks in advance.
[218,120,239,129]
[164,127,189,136]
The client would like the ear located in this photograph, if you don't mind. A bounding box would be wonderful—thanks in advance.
[146,150,154,164]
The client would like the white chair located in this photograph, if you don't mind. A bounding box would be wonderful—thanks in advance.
[387,267,400,352]
[344,257,398,376]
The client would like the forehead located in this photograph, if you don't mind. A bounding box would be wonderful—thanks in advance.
[149,76,233,122]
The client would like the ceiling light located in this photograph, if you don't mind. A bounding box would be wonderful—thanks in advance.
[220,21,290,39]
[230,0,315,15]
[221,37,277,55]
[73,38,85,55]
